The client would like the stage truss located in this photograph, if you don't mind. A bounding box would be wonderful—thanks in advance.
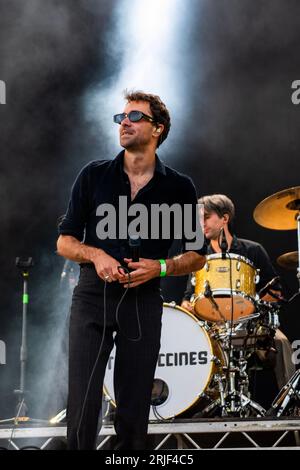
[0,418,300,450]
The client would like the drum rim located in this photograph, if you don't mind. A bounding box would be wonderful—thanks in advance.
[194,290,256,300]
[204,252,256,269]
[193,291,256,322]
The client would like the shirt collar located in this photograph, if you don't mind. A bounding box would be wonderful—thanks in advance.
[114,150,166,176]
[208,233,238,254]
[230,234,239,250]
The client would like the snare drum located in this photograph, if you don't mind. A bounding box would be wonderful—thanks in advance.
[193,253,259,322]
[103,303,225,420]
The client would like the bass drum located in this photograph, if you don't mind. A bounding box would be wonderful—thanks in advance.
[103,303,225,420]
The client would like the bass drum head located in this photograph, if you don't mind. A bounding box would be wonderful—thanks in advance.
[103,303,223,420]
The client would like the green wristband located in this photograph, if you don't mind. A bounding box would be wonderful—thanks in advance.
[159,259,167,277]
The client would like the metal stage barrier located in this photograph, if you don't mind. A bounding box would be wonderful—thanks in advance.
[1,418,300,450]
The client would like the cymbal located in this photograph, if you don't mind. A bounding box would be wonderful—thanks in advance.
[253,186,300,230]
[277,251,298,270]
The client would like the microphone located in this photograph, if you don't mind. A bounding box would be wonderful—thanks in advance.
[129,235,141,262]
[258,276,280,297]
[204,281,226,320]
[220,228,228,259]
[204,281,219,311]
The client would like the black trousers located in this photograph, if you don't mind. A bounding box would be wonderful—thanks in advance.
[67,265,163,450]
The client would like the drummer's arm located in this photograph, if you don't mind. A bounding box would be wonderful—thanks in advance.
[181,273,196,313]
[255,244,283,302]
[261,290,283,303]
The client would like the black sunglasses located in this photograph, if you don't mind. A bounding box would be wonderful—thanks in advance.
[113,110,155,125]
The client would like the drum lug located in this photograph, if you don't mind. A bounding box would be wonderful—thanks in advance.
[236,279,241,289]
[255,269,260,284]
[211,355,221,365]
[236,261,241,271]
[205,262,209,272]
[198,320,209,330]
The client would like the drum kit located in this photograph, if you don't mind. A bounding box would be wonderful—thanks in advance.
[103,187,300,422]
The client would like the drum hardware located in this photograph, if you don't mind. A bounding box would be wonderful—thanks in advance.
[194,298,282,418]
[266,370,300,417]
[203,281,226,321]
[258,276,280,298]
[211,355,222,366]
[196,319,210,331]
[234,312,261,324]
[102,395,115,425]
[194,324,267,418]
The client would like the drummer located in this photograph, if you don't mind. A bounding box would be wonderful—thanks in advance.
[181,194,295,391]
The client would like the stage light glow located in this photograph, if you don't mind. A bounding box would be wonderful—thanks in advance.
[84,0,192,155]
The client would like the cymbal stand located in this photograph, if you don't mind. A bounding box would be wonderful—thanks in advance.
[297,213,300,291]
[224,325,266,417]
[286,213,300,305]
[267,369,300,417]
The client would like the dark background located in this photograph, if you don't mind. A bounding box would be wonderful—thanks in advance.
[0,0,299,420]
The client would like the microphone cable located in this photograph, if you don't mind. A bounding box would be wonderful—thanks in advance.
[115,267,142,342]
[225,250,235,411]
[217,229,234,409]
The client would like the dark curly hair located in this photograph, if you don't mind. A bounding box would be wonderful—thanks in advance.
[124,90,171,148]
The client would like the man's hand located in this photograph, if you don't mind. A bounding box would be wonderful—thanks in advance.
[91,251,127,282]
[56,235,126,282]
[119,258,161,288]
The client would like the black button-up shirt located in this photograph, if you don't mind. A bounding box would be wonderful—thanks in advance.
[183,235,279,300]
[59,151,206,263]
